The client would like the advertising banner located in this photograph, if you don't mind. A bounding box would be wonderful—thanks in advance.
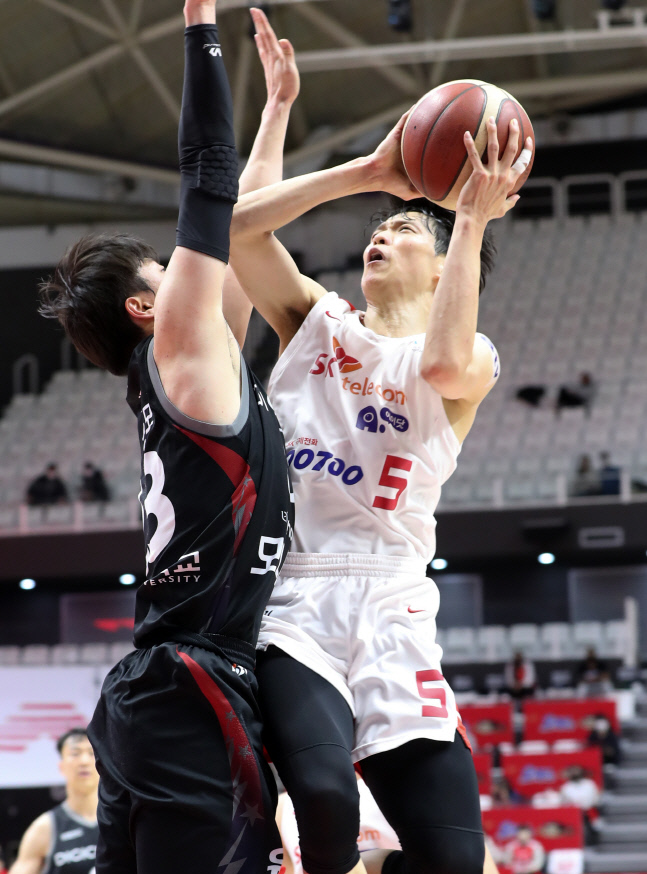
[523,699,618,742]
[482,806,584,851]
[501,747,603,800]
[459,702,514,748]
[0,666,107,787]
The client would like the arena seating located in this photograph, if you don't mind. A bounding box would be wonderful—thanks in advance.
[438,619,628,664]
[1,213,647,528]
[0,369,138,530]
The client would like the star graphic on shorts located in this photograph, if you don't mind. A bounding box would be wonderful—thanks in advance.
[225,710,236,721]
[237,742,253,760]
[241,802,263,825]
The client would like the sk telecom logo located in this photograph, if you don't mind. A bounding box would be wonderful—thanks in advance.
[310,337,362,377]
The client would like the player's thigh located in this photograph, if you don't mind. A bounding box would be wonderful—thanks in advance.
[361,734,484,870]
[133,802,280,874]
[256,645,355,758]
[95,769,136,874]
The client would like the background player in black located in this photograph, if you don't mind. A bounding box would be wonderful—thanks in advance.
[38,3,296,872]
[9,729,98,874]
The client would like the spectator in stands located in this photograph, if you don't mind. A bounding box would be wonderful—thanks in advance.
[570,453,601,497]
[555,371,595,415]
[515,384,546,408]
[490,777,514,807]
[78,462,110,502]
[598,451,621,496]
[503,825,546,874]
[577,647,612,697]
[559,765,601,843]
[504,651,537,703]
[587,713,621,766]
[25,463,68,506]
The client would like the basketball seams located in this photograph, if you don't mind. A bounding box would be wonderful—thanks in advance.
[431,84,487,203]
[449,87,499,208]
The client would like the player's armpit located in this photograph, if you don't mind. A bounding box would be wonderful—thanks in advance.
[230,230,326,353]
[9,814,51,874]
[151,247,241,426]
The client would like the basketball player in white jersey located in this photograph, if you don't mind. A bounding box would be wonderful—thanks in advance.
[229,74,531,874]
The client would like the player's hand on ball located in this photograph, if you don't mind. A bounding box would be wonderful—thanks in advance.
[457,117,533,223]
[370,112,423,201]
[251,7,300,106]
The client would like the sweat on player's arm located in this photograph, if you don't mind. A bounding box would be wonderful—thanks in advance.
[230,111,419,349]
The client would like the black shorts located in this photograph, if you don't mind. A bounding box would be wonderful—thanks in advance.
[88,642,282,874]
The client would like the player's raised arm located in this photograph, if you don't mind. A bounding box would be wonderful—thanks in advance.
[230,112,419,351]
[420,117,532,407]
[222,7,300,347]
[150,0,241,424]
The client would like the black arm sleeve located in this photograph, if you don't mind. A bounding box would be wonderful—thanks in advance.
[176,24,239,264]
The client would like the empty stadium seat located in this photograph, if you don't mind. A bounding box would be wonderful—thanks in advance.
[603,620,627,659]
[541,623,575,660]
[477,625,510,662]
[509,623,541,657]
[572,621,605,656]
[518,740,550,754]
[20,645,50,665]
[443,627,477,663]
[50,643,81,665]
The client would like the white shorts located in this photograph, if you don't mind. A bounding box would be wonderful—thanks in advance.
[258,552,458,762]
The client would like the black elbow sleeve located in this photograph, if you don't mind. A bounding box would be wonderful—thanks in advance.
[176,24,239,264]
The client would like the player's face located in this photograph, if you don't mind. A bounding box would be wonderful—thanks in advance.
[361,214,442,299]
[58,736,99,794]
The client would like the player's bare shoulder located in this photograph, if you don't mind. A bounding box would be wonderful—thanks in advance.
[10,811,52,873]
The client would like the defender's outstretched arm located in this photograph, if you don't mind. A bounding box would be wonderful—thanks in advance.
[223,7,300,347]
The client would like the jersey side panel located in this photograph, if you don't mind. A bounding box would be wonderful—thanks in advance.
[127,337,293,647]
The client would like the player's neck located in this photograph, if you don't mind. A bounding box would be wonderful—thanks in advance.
[65,788,98,821]
[362,295,430,338]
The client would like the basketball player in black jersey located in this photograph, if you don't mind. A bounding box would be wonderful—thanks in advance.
[9,729,98,874]
[38,3,295,873]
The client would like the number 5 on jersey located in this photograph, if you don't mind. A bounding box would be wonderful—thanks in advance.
[372,455,412,511]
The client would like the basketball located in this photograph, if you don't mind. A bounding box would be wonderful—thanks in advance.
[401,79,535,210]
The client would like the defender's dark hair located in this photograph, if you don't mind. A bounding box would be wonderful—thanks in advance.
[56,727,89,755]
[39,233,159,375]
[369,197,497,295]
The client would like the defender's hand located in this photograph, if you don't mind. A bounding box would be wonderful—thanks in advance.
[251,7,300,106]
[456,117,533,224]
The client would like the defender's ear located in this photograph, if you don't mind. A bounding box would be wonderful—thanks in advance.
[125,291,155,328]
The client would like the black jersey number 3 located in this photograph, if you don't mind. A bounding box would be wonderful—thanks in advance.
[141,450,176,572]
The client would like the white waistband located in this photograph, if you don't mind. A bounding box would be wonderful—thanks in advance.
[279,552,427,579]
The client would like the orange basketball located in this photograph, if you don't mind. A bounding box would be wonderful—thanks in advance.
[401,79,535,210]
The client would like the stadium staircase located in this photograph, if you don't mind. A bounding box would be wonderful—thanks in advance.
[586,696,647,872]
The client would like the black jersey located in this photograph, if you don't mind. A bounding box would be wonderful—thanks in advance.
[126,337,293,649]
[43,803,98,874]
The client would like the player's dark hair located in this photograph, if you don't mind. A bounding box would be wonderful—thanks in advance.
[38,233,159,376]
[56,727,89,755]
[369,197,497,295]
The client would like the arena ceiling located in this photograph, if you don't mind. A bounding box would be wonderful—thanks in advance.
[1,0,647,226]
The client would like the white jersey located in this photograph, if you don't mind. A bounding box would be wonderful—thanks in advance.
[278,780,400,873]
[268,292,498,562]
